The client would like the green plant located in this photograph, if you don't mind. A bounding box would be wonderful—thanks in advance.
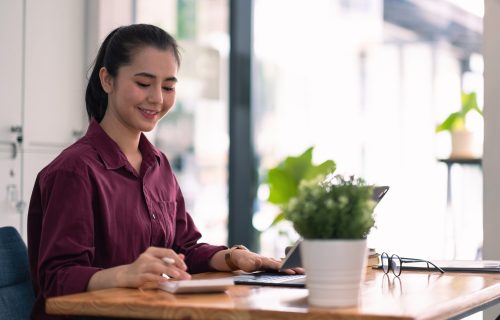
[266,147,336,226]
[436,91,483,133]
[283,175,376,239]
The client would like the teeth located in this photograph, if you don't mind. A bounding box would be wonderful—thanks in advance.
[140,108,157,115]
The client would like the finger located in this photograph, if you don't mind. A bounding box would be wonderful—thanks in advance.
[163,267,192,280]
[157,260,191,280]
[176,253,188,270]
[280,268,297,275]
[292,267,305,274]
[259,257,282,271]
[136,273,169,287]
[146,260,191,280]
[160,264,192,280]
[141,275,180,289]
[281,267,305,275]
[147,247,188,270]
[164,255,188,271]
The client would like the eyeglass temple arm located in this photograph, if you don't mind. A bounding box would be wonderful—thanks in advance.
[400,257,445,273]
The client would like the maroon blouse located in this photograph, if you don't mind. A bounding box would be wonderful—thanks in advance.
[27,120,226,319]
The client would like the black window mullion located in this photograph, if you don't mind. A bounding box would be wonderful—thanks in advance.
[228,0,258,251]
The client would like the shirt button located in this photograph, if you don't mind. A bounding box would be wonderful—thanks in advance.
[152,213,156,219]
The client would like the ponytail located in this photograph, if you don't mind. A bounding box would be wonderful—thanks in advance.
[85,28,121,122]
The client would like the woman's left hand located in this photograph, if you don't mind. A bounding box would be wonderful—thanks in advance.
[230,249,304,275]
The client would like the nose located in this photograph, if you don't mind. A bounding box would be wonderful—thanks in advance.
[148,85,163,105]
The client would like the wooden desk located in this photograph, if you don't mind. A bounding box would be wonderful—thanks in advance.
[46,270,500,320]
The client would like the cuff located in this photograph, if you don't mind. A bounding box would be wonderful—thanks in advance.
[53,265,102,296]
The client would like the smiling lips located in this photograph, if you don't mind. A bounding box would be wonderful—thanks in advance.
[138,107,160,119]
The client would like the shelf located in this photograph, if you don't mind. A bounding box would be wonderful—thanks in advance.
[438,158,482,166]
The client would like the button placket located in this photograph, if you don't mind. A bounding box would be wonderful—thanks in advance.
[142,180,155,221]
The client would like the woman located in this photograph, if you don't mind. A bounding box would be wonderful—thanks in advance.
[28,24,299,320]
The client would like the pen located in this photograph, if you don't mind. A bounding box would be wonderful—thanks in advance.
[162,257,175,279]
[162,257,175,265]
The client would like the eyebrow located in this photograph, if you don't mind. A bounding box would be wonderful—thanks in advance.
[134,72,178,82]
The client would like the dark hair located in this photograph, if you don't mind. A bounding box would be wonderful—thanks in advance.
[85,24,180,122]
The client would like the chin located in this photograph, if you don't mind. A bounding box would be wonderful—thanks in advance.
[140,125,157,133]
[136,120,158,133]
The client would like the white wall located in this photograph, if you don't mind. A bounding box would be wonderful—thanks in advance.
[0,0,133,238]
[483,0,500,319]
[22,0,88,240]
[0,0,24,232]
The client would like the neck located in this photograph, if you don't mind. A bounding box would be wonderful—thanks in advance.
[99,115,141,156]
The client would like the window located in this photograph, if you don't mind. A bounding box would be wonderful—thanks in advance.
[252,0,483,260]
[135,0,230,245]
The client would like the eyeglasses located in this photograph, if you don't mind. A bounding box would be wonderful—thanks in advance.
[380,252,445,277]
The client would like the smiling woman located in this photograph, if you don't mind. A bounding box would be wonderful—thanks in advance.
[26,24,300,320]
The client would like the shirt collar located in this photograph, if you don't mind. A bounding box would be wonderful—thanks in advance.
[85,119,162,170]
[139,131,162,168]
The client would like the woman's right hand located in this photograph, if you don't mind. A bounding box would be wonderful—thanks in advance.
[119,247,191,288]
[87,247,191,291]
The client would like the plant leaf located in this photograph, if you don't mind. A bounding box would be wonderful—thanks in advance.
[304,160,336,180]
[437,91,482,133]
[270,212,286,226]
[461,92,478,115]
[280,147,314,182]
[267,168,298,204]
[282,174,375,239]
[436,112,461,132]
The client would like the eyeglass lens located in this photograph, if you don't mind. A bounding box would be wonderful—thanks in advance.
[381,252,389,273]
[390,254,402,276]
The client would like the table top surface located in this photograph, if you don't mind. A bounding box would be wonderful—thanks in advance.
[46,269,500,320]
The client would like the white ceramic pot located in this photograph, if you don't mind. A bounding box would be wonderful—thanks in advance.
[301,239,367,308]
[450,130,476,159]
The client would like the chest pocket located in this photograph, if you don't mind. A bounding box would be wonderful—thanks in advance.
[155,200,177,247]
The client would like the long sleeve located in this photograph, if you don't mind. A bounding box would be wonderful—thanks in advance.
[34,169,101,297]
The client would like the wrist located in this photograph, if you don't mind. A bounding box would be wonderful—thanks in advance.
[225,245,248,271]
[114,264,129,288]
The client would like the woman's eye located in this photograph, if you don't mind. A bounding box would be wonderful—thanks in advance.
[137,82,149,87]
[163,86,175,91]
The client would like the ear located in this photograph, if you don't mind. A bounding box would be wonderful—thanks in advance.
[99,67,114,94]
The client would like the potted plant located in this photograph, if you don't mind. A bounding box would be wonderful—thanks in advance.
[266,146,336,226]
[282,174,376,307]
[436,91,483,159]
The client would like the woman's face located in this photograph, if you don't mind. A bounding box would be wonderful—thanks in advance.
[100,46,178,133]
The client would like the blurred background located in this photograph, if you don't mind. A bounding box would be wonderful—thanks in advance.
[0,0,495,286]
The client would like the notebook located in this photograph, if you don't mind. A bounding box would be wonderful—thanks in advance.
[394,260,500,273]
[233,185,389,287]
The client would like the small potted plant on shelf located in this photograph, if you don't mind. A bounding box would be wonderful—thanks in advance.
[282,174,376,308]
[436,91,483,159]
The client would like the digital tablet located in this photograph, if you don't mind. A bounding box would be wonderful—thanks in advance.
[159,278,234,294]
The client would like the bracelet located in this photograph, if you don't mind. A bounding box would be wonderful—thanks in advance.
[224,245,248,271]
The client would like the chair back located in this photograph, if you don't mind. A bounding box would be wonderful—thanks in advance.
[0,226,35,320]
